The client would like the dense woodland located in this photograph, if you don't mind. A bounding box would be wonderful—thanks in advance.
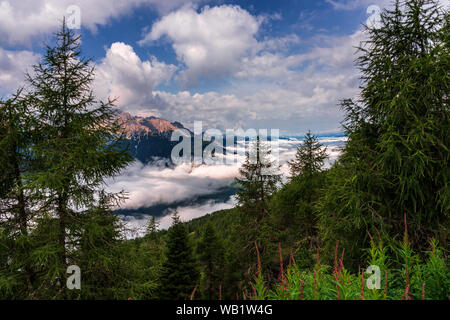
[0,0,448,300]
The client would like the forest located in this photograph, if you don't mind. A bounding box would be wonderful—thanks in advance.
[0,0,448,300]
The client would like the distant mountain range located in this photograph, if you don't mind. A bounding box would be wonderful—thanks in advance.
[118,112,192,164]
[118,112,190,139]
[117,112,347,165]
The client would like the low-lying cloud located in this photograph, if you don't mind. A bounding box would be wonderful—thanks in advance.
[108,136,346,237]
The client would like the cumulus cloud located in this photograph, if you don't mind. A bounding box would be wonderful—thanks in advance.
[0,48,39,95]
[94,42,176,115]
[141,25,366,133]
[139,5,261,85]
[0,0,205,45]
[151,61,358,134]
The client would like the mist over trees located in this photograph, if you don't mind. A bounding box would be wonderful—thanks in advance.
[0,0,448,300]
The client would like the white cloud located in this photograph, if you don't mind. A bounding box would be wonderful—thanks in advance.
[325,0,390,11]
[94,42,176,114]
[113,136,346,237]
[139,5,261,85]
[119,198,236,237]
[106,161,239,210]
[0,0,205,45]
[236,52,304,79]
[89,14,364,133]
[325,0,449,11]
[147,29,364,133]
[0,47,39,95]
[157,198,236,230]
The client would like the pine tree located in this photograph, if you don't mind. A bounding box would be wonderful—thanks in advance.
[145,216,159,241]
[23,19,133,294]
[234,137,281,282]
[197,223,225,299]
[159,211,199,300]
[0,91,42,298]
[0,91,31,237]
[288,130,327,179]
[235,136,281,221]
[318,0,449,265]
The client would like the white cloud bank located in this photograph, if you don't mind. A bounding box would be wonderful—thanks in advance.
[106,160,239,210]
[112,136,346,237]
[107,136,345,210]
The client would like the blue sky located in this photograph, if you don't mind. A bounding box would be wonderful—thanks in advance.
[2,0,446,135]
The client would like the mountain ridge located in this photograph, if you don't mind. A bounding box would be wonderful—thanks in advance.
[117,112,190,139]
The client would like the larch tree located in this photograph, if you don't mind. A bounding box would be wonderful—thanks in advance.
[318,0,449,265]
[0,91,40,298]
[235,136,281,221]
[235,136,281,281]
[288,130,327,179]
[270,130,328,252]
[24,19,133,295]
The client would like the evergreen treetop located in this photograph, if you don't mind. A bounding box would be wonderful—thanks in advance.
[288,130,327,179]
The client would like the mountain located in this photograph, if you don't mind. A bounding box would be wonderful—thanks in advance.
[118,112,190,138]
[118,112,192,164]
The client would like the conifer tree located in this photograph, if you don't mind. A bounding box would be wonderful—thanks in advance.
[75,192,126,299]
[159,211,199,300]
[23,19,132,293]
[0,91,32,237]
[288,130,327,179]
[0,91,43,298]
[235,136,281,221]
[234,137,281,281]
[145,216,160,241]
[318,0,449,264]
[197,223,225,299]
[271,131,328,252]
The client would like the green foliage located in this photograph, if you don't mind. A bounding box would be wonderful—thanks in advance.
[0,20,133,299]
[197,223,225,299]
[235,137,281,221]
[1,0,448,301]
[318,0,449,266]
[158,212,200,300]
[288,130,327,178]
[263,237,448,300]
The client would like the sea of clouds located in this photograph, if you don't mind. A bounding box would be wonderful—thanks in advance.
[105,135,347,238]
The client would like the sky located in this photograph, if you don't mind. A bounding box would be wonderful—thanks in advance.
[0,0,448,135]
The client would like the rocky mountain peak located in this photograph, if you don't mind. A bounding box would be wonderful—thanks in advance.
[117,112,187,138]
